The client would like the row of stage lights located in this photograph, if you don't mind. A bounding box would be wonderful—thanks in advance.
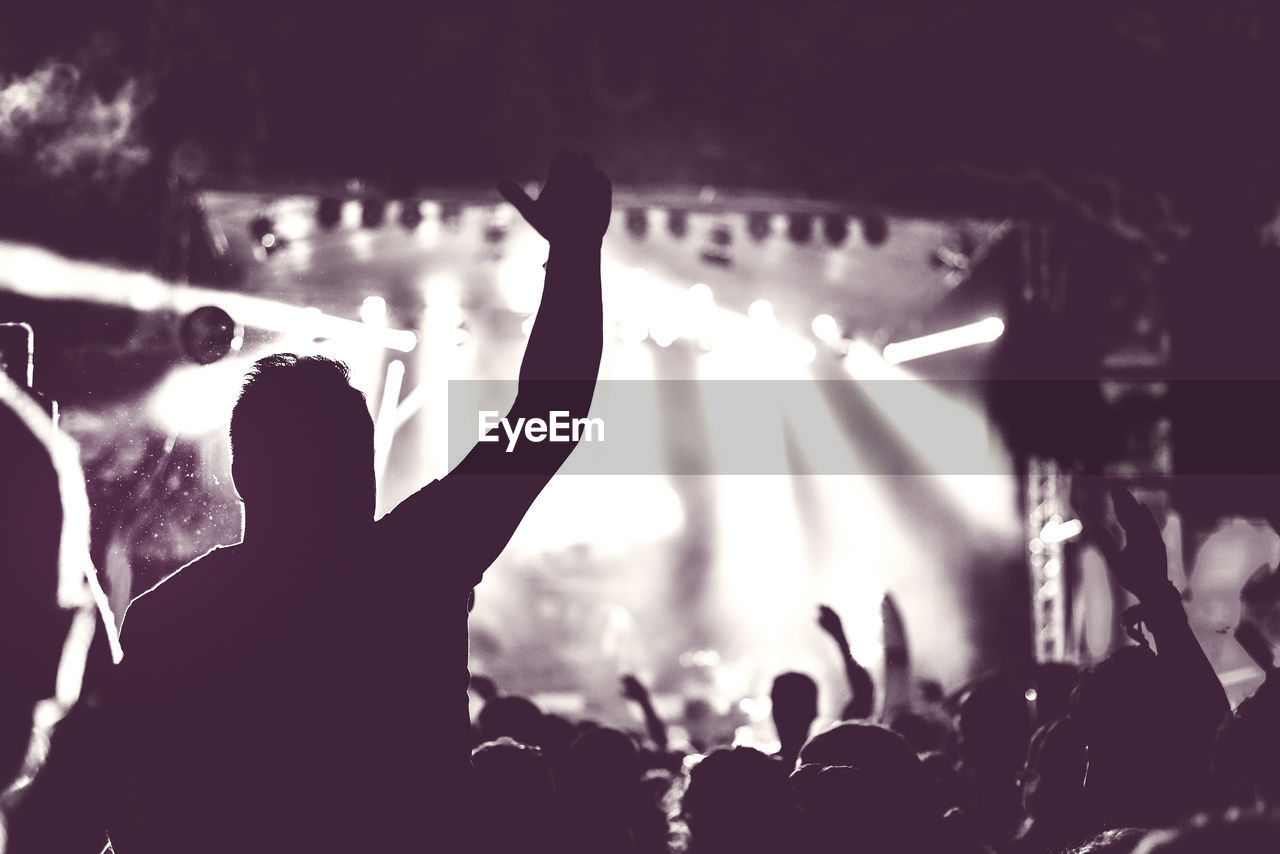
[239,197,990,365]
[554,269,1005,370]
[248,197,893,257]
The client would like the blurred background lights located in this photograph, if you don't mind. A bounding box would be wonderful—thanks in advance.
[811,313,840,343]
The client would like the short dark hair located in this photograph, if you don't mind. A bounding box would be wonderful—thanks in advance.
[771,672,818,709]
[228,355,374,508]
[230,354,368,459]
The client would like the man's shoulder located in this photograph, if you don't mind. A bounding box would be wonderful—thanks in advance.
[120,545,237,643]
[374,479,450,542]
[377,479,445,522]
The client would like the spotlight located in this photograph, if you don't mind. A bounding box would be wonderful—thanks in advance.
[1040,518,1083,544]
[249,215,282,255]
[317,198,343,230]
[667,209,688,239]
[748,299,775,324]
[625,208,649,239]
[861,214,889,247]
[399,200,423,231]
[883,317,1005,365]
[746,212,771,242]
[787,213,813,244]
[181,306,242,365]
[811,313,840,343]
[361,198,386,229]
[822,214,849,247]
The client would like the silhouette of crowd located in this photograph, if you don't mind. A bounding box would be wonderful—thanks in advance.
[4,152,1280,854]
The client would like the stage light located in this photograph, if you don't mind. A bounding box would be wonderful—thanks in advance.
[1040,518,1083,544]
[811,313,840,343]
[746,212,771,242]
[822,214,849,246]
[625,208,649,239]
[181,306,242,365]
[148,357,251,437]
[787,213,813,244]
[248,216,281,254]
[748,299,775,324]
[667,209,688,239]
[682,283,716,344]
[317,198,343,230]
[0,242,417,353]
[861,214,889,247]
[882,317,1005,365]
[360,295,388,326]
[688,283,714,302]
[361,198,386,229]
[272,205,314,242]
[649,326,677,347]
[399,200,423,231]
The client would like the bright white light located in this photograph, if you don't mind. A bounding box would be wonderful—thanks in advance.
[1025,688,1038,703]
[148,359,251,436]
[360,295,388,326]
[682,283,717,342]
[271,203,314,241]
[259,233,276,249]
[513,476,684,556]
[373,359,406,501]
[811,313,840,343]
[748,299,775,324]
[1040,518,1083,544]
[341,200,362,228]
[616,319,649,345]
[649,325,677,347]
[842,338,1019,538]
[882,317,1004,365]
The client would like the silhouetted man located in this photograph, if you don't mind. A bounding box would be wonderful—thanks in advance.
[9,151,609,852]
[771,671,818,769]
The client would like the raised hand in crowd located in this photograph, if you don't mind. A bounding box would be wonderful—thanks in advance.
[621,674,669,752]
[817,604,876,720]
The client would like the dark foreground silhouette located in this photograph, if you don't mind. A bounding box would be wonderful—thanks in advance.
[6,151,608,853]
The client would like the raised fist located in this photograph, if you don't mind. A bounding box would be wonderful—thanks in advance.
[620,674,649,704]
[817,604,846,640]
[498,150,612,247]
[1097,485,1171,602]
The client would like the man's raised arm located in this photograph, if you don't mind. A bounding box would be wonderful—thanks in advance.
[425,151,609,569]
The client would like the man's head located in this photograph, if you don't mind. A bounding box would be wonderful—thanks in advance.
[229,354,375,527]
[771,671,819,750]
